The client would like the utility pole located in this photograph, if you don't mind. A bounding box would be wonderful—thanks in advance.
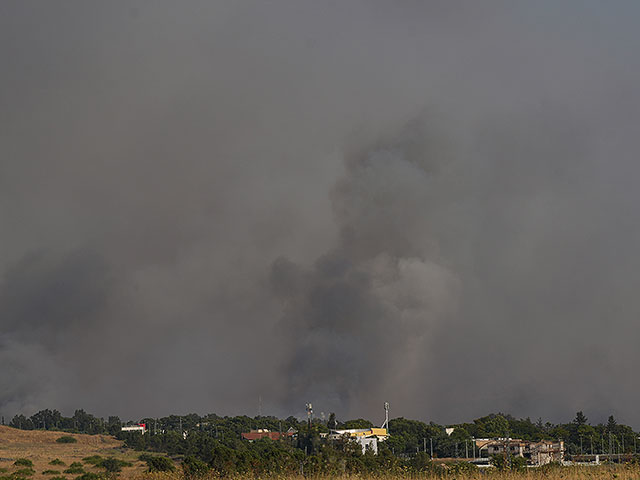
[305,403,313,455]
[620,435,623,463]
[306,403,313,429]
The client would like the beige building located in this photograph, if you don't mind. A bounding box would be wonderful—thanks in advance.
[475,438,565,466]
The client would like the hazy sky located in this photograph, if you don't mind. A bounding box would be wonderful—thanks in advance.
[2,1,640,427]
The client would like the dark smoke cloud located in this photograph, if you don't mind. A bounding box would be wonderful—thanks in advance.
[272,118,459,417]
[2,1,640,427]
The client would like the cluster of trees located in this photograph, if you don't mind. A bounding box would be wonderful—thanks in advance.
[9,409,121,435]
[386,412,639,457]
[7,408,640,474]
[127,431,463,476]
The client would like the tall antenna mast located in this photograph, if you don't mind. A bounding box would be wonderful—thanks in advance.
[382,402,390,432]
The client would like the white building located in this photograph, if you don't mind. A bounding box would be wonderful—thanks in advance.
[328,427,389,454]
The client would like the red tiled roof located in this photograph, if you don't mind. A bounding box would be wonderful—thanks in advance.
[241,431,294,441]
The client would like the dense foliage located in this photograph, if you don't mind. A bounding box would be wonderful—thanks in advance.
[7,408,640,475]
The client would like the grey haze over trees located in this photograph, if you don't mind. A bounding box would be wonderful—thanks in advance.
[2,1,640,426]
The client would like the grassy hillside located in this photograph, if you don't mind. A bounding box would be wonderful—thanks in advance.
[0,426,147,480]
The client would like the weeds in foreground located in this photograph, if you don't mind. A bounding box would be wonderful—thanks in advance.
[126,464,640,480]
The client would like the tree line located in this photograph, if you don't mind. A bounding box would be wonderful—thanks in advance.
[7,409,639,475]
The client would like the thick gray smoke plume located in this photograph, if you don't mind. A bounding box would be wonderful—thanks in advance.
[3,1,640,426]
[272,118,459,416]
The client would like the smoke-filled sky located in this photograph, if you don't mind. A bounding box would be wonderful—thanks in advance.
[3,1,640,427]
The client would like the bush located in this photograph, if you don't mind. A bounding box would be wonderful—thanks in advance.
[76,473,102,480]
[145,456,175,473]
[490,454,527,472]
[49,460,65,466]
[50,477,67,480]
[181,456,209,478]
[0,469,6,474]
[12,469,35,477]
[99,458,131,473]
[81,457,102,466]
[55,436,77,444]
[13,460,33,468]
[62,463,84,475]
[42,471,61,475]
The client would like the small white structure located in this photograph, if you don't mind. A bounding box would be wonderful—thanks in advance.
[121,423,146,434]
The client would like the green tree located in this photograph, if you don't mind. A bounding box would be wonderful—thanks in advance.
[327,413,337,429]
[145,456,174,473]
[607,415,617,434]
[573,411,588,426]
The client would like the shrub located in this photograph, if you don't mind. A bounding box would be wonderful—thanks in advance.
[62,464,84,475]
[55,436,77,444]
[13,468,35,477]
[137,454,153,463]
[81,457,102,466]
[50,477,67,480]
[0,469,6,474]
[145,456,174,473]
[181,456,209,478]
[42,471,61,475]
[99,458,131,473]
[49,460,65,466]
[76,474,102,480]
[13,460,33,468]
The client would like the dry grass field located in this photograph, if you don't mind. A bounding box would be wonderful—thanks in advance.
[0,426,147,480]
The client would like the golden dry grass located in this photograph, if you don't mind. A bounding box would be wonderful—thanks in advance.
[124,464,640,480]
[0,426,147,480]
